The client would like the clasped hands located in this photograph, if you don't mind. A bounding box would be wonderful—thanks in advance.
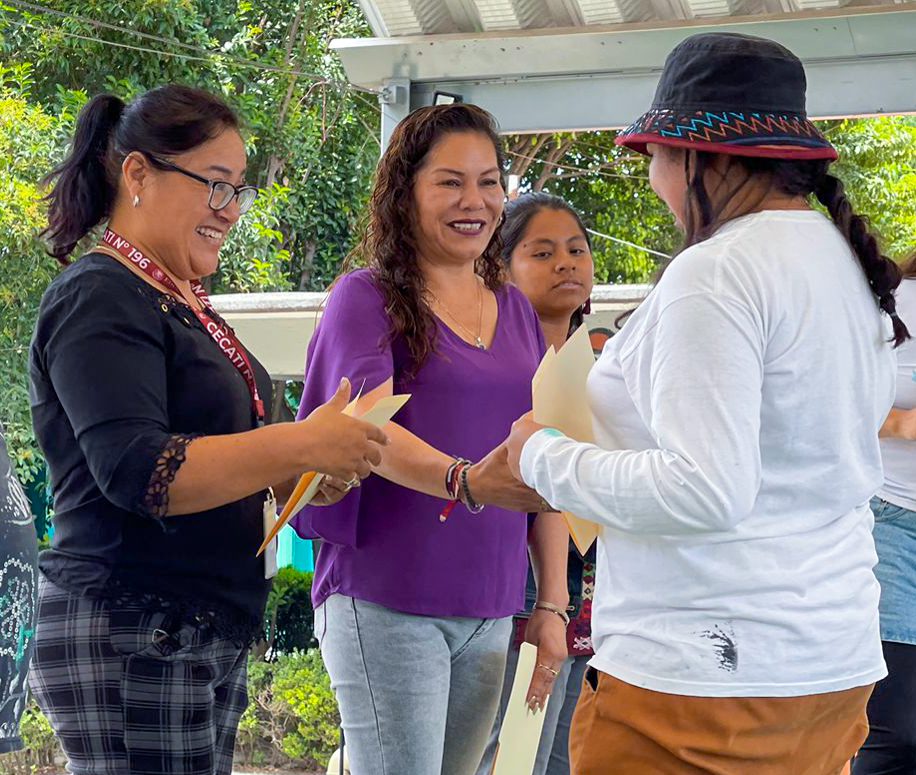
[309,409,550,512]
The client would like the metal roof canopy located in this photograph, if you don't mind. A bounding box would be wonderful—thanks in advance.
[334,2,916,146]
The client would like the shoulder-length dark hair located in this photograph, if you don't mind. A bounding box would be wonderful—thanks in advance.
[670,149,909,346]
[42,84,239,265]
[501,191,593,335]
[349,103,508,376]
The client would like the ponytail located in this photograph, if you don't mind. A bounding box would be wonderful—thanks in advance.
[42,94,124,266]
[813,172,909,347]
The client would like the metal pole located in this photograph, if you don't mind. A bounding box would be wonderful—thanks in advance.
[379,77,411,153]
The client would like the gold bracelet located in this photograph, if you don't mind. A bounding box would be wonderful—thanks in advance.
[534,601,571,626]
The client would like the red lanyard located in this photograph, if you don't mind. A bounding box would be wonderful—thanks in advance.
[100,228,265,424]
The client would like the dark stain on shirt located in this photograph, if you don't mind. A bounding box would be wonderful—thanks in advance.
[700,624,738,672]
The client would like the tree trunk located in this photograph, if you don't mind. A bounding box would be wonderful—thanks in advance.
[297,241,318,290]
[263,0,309,189]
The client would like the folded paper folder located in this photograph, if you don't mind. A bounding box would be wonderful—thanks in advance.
[531,324,600,554]
[491,642,550,775]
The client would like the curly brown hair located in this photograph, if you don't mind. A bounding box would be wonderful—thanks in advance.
[348,103,508,377]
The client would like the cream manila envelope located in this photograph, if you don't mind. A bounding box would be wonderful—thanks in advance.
[491,642,549,775]
[256,393,410,556]
[531,324,601,554]
[531,345,556,394]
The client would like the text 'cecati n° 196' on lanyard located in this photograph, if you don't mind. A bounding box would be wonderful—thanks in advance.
[100,227,265,424]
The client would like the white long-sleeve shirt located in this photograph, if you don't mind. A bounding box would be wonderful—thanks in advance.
[878,278,916,511]
[521,210,895,697]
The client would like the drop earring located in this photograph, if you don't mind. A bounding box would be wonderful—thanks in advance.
[133,195,140,208]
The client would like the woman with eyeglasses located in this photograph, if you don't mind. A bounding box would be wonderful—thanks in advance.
[27,85,387,775]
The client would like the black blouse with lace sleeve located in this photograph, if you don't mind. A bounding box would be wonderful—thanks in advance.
[29,254,273,641]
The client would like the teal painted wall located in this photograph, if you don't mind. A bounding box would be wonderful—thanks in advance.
[277,524,315,572]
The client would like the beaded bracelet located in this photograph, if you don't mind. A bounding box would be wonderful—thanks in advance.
[459,463,485,514]
[440,458,471,523]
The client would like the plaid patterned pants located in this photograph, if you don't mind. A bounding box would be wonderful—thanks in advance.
[29,577,249,775]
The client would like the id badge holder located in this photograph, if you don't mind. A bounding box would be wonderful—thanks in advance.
[263,487,279,579]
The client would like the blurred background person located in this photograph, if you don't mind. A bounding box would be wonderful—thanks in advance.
[477,192,594,775]
[854,253,916,775]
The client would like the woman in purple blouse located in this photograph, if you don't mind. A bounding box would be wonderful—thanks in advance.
[292,104,570,775]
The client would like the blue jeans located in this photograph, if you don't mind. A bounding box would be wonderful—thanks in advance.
[870,496,916,645]
[316,594,512,775]
[476,648,589,775]
[852,498,916,774]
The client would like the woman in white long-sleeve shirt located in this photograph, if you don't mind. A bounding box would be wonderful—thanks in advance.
[505,32,908,774]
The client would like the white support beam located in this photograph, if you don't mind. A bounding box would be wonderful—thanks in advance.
[339,7,916,147]
[213,287,649,379]
[412,0,464,34]
[379,77,411,150]
[650,0,694,18]
[473,0,559,30]
[410,52,916,132]
[334,8,916,88]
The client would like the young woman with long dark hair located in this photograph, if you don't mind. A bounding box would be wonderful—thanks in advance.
[506,33,906,772]
[854,253,916,775]
[478,192,595,775]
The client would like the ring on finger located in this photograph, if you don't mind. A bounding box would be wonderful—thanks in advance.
[344,476,360,490]
[537,663,559,677]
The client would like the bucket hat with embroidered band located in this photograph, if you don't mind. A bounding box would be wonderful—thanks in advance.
[615,32,837,161]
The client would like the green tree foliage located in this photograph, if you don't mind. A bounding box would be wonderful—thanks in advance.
[826,116,916,260]
[236,649,339,768]
[0,0,377,477]
[0,703,60,774]
[0,67,67,484]
[258,566,315,659]
[0,0,379,294]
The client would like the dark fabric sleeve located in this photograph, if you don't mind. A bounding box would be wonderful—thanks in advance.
[35,272,190,518]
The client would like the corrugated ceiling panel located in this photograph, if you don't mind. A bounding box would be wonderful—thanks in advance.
[474,0,524,29]
[573,0,655,23]
[793,0,852,9]
[361,0,911,36]
[684,0,735,16]
[370,0,424,35]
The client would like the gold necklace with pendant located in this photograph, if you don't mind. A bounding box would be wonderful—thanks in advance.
[427,278,486,350]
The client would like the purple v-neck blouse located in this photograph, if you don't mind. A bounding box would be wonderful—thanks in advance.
[292,269,545,618]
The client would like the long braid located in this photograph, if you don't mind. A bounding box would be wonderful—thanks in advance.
[814,173,909,346]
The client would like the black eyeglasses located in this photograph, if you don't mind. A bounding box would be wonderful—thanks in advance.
[147,155,259,215]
